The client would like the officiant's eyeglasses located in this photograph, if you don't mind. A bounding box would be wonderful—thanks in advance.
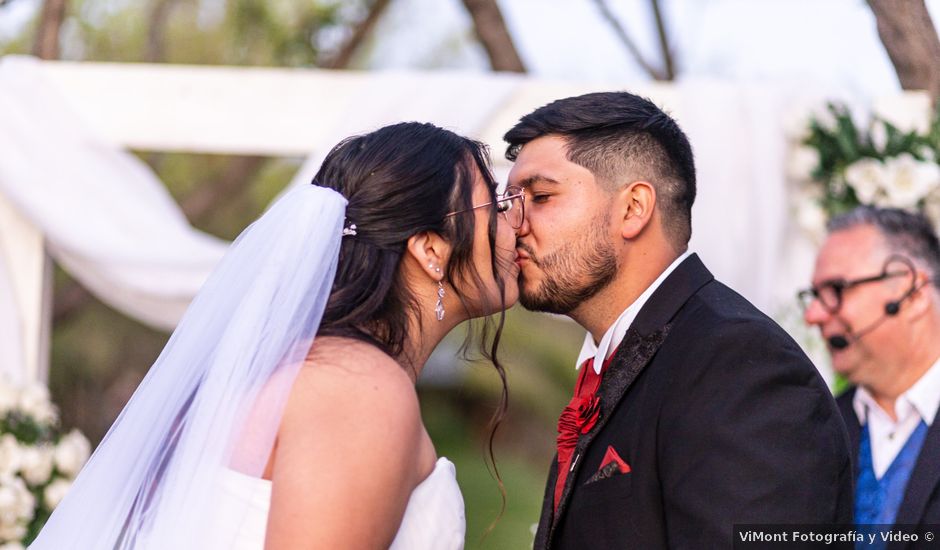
[797,268,908,314]
[444,185,525,229]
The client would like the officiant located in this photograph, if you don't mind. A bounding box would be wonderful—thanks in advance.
[801,206,940,538]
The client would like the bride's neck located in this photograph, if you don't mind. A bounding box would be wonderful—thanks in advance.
[397,311,461,384]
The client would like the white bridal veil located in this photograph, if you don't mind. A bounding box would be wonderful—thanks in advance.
[30,184,346,549]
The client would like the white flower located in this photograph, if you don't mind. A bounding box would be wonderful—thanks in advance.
[0,475,34,538]
[0,436,21,479]
[810,104,839,133]
[0,541,25,550]
[18,445,54,486]
[0,523,25,543]
[844,158,888,204]
[43,477,72,509]
[787,146,820,182]
[54,430,91,478]
[881,154,940,208]
[870,121,888,153]
[17,383,57,425]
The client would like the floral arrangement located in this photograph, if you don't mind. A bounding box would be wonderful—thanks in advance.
[0,378,90,549]
[788,94,940,236]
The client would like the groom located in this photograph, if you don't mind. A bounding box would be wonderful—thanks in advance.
[505,92,853,548]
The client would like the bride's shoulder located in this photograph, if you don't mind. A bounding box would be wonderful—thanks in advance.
[284,336,420,428]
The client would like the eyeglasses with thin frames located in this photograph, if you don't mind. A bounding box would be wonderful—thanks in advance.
[444,185,525,229]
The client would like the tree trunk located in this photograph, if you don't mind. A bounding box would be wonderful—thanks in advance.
[144,0,179,63]
[461,0,526,72]
[32,0,68,60]
[868,0,940,104]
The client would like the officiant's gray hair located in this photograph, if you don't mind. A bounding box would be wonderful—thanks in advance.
[829,205,940,284]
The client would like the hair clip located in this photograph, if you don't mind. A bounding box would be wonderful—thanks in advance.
[342,223,358,237]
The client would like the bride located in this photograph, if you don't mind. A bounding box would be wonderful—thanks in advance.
[29,122,525,549]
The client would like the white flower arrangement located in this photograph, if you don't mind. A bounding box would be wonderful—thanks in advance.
[788,93,940,238]
[0,377,90,546]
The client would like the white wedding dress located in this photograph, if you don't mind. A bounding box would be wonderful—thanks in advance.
[208,456,465,550]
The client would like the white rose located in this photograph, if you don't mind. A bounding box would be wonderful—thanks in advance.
[17,383,57,425]
[809,104,840,133]
[0,475,33,532]
[18,445,54,486]
[0,541,25,550]
[882,153,940,208]
[54,430,91,478]
[0,522,25,542]
[43,478,71,509]
[0,436,20,478]
[870,121,888,153]
[844,158,888,204]
[787,146,820,182]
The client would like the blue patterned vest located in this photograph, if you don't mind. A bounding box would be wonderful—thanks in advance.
[855,420,928,529]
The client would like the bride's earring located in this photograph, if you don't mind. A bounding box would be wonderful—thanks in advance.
[435,281,445,321]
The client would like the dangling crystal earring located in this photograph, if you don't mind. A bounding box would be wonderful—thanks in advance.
[435,281,445,321]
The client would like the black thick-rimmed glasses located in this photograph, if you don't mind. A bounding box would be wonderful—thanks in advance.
[797,268,908,314]
[444,185,525,229]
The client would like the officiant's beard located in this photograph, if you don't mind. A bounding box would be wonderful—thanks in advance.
[519,211,618,315]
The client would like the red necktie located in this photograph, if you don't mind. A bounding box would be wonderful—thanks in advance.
[553,354,608,512]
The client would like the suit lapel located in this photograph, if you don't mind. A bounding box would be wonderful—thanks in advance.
[893,412,940,528]
[544,254,714,548]
[534,459,558,549]
[836,388,861,480]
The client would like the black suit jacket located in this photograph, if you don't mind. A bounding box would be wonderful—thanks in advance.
[836,388,940,550]
[534,254,854,549]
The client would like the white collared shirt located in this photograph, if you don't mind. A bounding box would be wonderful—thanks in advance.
[853,355,940,479]
[576,251,693,374]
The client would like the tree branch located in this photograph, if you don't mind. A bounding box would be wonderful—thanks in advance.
[592,0,666,81]
[144,0,180,63]
[650,0,675,80]
[461,0,526,72]
[324,0,392,70]
[868,0,940,104]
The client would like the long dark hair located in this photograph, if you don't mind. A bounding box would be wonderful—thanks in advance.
[312,122,510,510]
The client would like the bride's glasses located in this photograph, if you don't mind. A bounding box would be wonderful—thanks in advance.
[444,185,525,229]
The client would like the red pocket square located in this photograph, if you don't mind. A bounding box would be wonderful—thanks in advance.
[600,445,631,474]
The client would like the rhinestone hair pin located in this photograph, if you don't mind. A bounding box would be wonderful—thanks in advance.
[342,222,358,237]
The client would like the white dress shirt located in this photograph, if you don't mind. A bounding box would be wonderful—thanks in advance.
[853,355,940,479]
[576,251,693,374]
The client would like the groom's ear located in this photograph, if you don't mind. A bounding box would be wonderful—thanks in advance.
[405,231,451,282]
[619,181,655,239]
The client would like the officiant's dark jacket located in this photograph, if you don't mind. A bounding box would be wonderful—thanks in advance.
[836,389,940,550]
[534,254,854,549]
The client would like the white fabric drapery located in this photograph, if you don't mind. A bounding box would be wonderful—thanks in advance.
[0,55,835,382]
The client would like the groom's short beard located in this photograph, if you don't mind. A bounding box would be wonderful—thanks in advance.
[519,212,618,315]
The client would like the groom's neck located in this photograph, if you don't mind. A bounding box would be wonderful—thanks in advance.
[571,247,679,343]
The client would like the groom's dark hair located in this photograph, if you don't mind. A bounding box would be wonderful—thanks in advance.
[504,91,696,248]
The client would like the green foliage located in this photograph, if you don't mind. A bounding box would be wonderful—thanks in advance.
[802,102,940,218]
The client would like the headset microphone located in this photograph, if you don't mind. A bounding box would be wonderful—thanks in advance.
[827,280,925,350]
